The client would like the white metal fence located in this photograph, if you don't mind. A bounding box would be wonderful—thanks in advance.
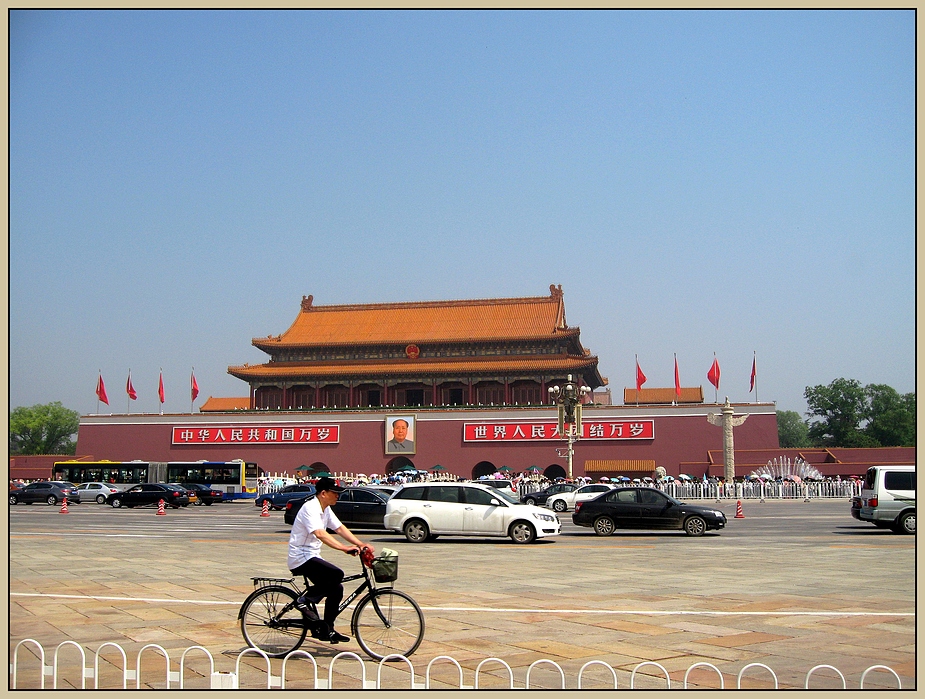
[518,480,861,501]
[9,639,904,690]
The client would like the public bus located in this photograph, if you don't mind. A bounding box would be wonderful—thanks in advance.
[51,459,260,500]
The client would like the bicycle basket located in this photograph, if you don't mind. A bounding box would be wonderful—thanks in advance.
[371,554,398,583]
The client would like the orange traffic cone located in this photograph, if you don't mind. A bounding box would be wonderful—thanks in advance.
[156,499,167,516]
[59,497,69,514]
[260,500,270,517]
[734,500,745,518]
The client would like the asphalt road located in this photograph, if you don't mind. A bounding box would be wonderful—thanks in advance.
[9,498,916,690]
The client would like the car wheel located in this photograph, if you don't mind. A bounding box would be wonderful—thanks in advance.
[552,499,567,513]
[684,515,707,536]
[510,521,536,544]
[195,499,203,506]
[524,497,537,506]
[593,516,615,536]
[96,494,107,504]
[403,519,430,543]
[47,495,58,505]
[111,498,122,508]
[9,494,17,505]
[893,512,915,535]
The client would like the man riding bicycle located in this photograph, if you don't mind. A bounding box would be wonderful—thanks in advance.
[287,477,375,644]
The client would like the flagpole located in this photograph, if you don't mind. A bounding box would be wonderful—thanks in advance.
[127,369,130,415]
[754,352,758,404]
[190,366,194,415]
[634,354,639,406]
[713,353,718,404]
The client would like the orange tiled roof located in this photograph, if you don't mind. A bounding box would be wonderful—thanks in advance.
[199,396,250,411]
[623,387,704,404]
[253,286,571,349]
[229,354,599,381]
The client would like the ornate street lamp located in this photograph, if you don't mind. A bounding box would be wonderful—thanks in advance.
[548,374,591,479]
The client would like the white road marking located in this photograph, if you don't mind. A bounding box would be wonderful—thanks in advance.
[9,593,914,616]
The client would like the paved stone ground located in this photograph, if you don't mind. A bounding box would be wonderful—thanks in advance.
[8,498,916,690]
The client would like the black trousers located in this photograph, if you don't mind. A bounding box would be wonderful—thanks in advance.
[289,557,345,625]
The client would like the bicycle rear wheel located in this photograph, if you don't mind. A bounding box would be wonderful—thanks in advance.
[239,585,307,658]
[351,589,425,660]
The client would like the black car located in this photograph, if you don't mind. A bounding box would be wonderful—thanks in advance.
[107,483,190,509]
[520,483,577,506]
[9,481,81,505]
[284,486,389,528]
[255,484,316,511]
[182,483,225,505]
[572,487,727,536]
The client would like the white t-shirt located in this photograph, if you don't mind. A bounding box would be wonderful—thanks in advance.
[287,496,343,570]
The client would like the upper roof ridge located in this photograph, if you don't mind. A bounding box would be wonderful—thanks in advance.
[300,286,563,313]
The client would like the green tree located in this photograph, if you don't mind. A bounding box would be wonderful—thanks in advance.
[777,410,810,448]
[9,402,80,455]
[865,384,916,447]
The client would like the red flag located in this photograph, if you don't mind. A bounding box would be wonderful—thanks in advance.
[126,372,137,400]
[635,359,647,391]
[158,371,165,404]
[707,357,720,390]
[191,370,199,402]
[96,374,109,405]
[749,354,757,392]
[674,355,681,397]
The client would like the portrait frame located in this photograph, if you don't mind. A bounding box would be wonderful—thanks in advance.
[385,414,417,455]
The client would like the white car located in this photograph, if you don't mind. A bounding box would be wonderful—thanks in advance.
[76,482,121,504]
[547,483,615,513]
[384,482,560,544]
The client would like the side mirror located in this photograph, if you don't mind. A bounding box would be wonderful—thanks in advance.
[490,498,502,507]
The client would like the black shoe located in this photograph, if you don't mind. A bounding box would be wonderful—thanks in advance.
[325,629,350,644]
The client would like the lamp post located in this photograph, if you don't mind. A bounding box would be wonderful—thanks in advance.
[548,374,591,479]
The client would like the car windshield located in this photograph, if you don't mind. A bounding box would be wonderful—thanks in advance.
[489,488,521,505]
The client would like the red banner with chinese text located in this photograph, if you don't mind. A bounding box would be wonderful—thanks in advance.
[172,424,340,445]
[463,420,654,442]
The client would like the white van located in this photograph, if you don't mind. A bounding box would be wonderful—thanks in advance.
[857,465,915,534]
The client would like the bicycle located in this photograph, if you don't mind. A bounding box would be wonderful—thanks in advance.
[238,548,425,661]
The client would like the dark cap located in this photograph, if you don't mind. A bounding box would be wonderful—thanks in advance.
[316,476,345,493]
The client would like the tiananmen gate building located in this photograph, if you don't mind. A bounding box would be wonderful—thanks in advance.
[74,286,804,482]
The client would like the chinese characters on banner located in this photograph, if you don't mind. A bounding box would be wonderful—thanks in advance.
[463,420,654,442]
[172,425,340,445]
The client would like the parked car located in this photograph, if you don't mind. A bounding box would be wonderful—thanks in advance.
[476,479,518,495]
[167,483,198,505]
[547,483,614,513]
[182,483,225,505]
[572,487,727,536]
[284,486,389,528]
[384,482,560,544]
[856,465,915,534]
[9,481,81,506]
[107,483,190,509]
[76,482,121,504]
[255,483,316,511]
[520,483,577,506]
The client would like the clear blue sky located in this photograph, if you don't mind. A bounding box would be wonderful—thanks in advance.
[10,10,915,418]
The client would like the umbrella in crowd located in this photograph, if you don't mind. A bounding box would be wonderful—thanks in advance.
[313,471,332,478]
[526,466,541,473]
[396,464,416,472]
[677,473,693,481]
[499,466,512,472]
[296,464,311,471]
[599,476,610,482]
[431,465,445,471]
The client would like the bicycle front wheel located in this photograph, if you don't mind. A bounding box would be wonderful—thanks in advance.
[239,585,307,658]
[352,589,425,660]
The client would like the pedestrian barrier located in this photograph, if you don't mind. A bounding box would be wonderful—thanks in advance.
[8,639,906,689]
